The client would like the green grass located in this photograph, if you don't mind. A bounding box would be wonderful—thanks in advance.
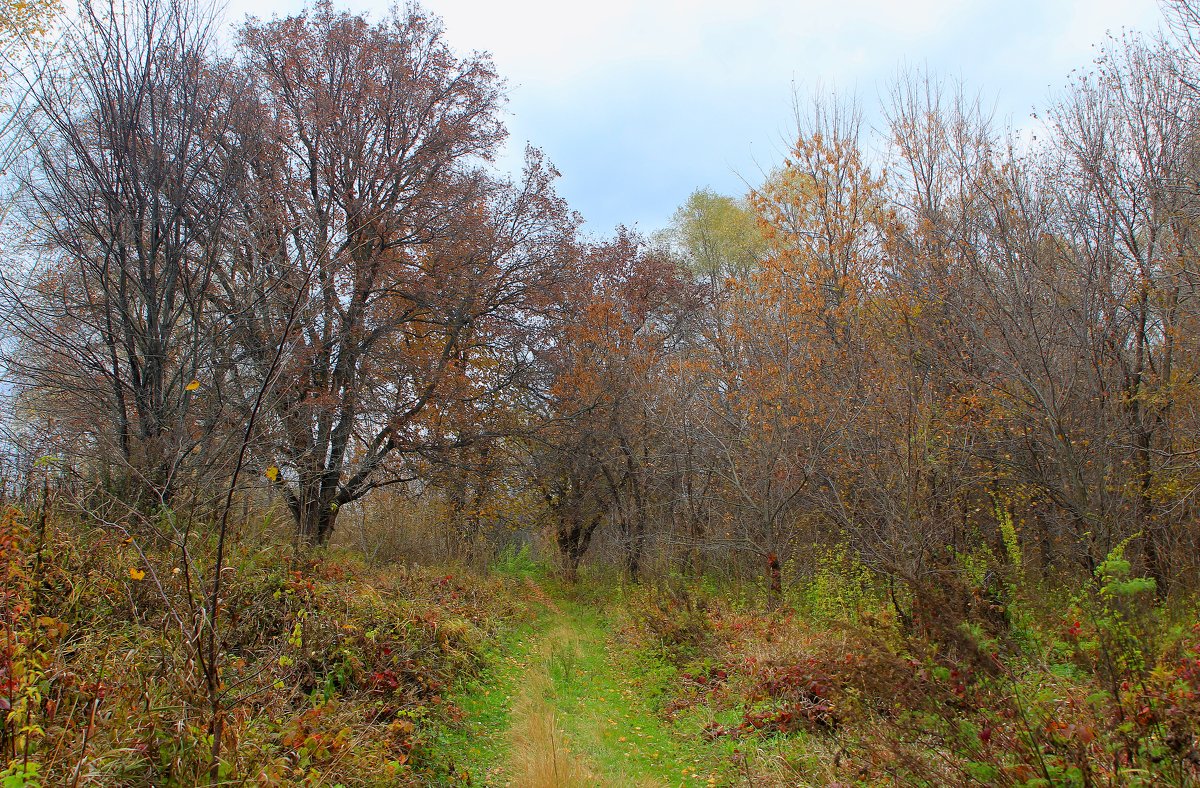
[534,594,734,786]
[432,575,737,786]
[425,610,546,783]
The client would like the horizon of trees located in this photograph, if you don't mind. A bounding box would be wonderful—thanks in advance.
[1,0,1200,617]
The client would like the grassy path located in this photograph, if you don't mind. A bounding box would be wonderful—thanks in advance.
[442,577,729,787]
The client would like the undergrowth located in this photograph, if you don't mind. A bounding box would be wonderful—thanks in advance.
[622,546,1200,786]
[6,502,1199,787]
[0,505,527,786]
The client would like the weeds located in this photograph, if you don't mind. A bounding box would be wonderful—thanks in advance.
[0,505,524,785]
[6,499,1199,786]
[624,549,1200,786]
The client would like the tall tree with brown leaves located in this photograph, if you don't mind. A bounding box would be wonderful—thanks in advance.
[227,3,575,545]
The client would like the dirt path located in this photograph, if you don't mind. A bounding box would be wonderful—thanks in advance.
[489,580,722,787]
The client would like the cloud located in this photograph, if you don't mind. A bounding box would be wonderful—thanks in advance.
[222,0,1167,232]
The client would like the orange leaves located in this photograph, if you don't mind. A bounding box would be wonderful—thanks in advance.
[746,133,884,374]
[549,232,694,416]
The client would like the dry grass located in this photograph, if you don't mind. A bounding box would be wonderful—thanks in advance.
[329,490,517,568]
[625,574,1200,787]
[505,625,596,788]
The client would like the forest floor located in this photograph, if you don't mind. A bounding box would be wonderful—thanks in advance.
[441,577,732,787]
[428,554,1200,788]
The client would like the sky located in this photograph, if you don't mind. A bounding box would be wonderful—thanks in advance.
[224,0,1167,236]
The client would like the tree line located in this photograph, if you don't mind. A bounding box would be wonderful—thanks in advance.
[3,0,1200,619]
[517,4,1200,610]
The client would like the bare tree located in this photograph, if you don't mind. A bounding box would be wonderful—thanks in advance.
[1047,33,1200,586]
[4,0,245,508]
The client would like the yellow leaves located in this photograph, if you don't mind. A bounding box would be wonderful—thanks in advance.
[265,466,279,482]
[0,0,58,40]
[129,567,145,581]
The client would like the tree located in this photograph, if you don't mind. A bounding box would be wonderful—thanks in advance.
[526,230,695,579]
[0,0,56,64]
[5,0,244,507]
[0,0,57,159]
[228,3,575,545]
[689,97,884,595]
[664,188,763,280]
[864,72,1002,605]
[1042,34,1200,586]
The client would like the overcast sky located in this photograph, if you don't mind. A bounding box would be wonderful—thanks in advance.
[225,0,1167,236]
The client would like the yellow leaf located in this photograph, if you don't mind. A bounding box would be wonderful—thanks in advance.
[129,567,145,581]
[185,380,200,391]
[265,466,279,482]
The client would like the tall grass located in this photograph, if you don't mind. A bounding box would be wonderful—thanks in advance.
[507,626,595,787]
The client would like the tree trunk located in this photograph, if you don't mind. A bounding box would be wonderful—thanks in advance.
[292,481,340,548]
[766,552,782,608]
[622,517,646,581]
[555,511,599,582]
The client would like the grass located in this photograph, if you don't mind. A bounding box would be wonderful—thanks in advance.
[431,568,737,787]
[517,582,734,786]
[611,566,1200,787]
[506,621,596,787]
[424,614,543,783]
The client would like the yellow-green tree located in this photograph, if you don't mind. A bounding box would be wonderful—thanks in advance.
[665,188,763,280]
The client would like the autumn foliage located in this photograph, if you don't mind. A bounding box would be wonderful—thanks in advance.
[4,0,1200,784]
